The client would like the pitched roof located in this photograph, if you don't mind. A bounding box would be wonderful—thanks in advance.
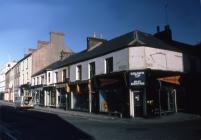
[32,30,194,77]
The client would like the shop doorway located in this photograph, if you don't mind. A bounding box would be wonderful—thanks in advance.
[133,90,143,117]
[160,87,177,113]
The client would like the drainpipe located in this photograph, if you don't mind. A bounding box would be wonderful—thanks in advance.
[88,80,92,113]
[143,87,147,117]
[129,89,135,118]
[173,89,177,113]
[158,80,162,117]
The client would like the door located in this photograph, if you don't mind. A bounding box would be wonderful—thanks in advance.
[134,90,143,117]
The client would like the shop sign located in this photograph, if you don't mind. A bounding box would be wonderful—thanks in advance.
[129,71,145,87]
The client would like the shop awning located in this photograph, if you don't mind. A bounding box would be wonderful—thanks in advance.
[94,72,127,89]
[158,75,181,85]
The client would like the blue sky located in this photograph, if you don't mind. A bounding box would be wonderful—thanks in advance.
[0,0,201,66]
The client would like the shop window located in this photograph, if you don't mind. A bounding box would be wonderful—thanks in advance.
[76,65,82,80]
[89,62,95,79]
[105,57,113,74]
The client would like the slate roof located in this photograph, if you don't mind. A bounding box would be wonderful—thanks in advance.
[32,30,194,77]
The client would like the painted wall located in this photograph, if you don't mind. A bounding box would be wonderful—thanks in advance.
[52,66,69,83]
[129,47,146,70]
[129,46,184,72]
[70,48,129,82]
[0,61,16,93]
[19,55,32,86]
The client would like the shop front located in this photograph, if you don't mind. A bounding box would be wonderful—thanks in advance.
[69,81,89,112]
[20,83,31,96]
[146,70,182,117]
[94,72,129,117]
[44,86,56,107]
[55,83,69,109]
[128,71,147,118]
[31,86,44,106]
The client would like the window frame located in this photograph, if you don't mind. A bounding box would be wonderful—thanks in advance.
[62,69,67,82]
[76,65,82,80]
[89,62,95,79]
[105,57,113,74]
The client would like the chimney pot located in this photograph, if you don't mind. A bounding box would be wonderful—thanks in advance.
[165,25,170,31]
[93,32,96,38]
[100,33,103,39]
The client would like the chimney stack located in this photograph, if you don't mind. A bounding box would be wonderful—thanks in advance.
[93,32,96,38]
[37,41,49,49]
[154,24,172,41]
[50,32,65,47]
[87,33,107,51]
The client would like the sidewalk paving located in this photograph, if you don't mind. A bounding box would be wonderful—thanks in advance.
[1,100,200,123]
[33,105,118,120]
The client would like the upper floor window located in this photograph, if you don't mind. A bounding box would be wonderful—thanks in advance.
[76,65,82,80]
[33,78,35,86]
[105,57,113,74]
[37,77,39,85]
[68,67,70,79]
[27,72,28,81]
[48,72,51,83]
[26,59,28,69]
[41,76,44,85]
[89,62,95,79]
[62,69,67,82]
[22,74,24,84]
[55,72,58,83]
[22,62,24,71]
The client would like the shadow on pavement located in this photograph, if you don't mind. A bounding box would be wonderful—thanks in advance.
[0,105,95,140]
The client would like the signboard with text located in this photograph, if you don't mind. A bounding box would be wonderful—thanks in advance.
[129,71,145,87]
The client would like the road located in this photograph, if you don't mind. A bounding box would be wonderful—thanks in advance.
[0,103,201,140]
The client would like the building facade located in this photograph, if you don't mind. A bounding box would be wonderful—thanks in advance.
[5,32,72,103]
[0,61,16,100]
[31,27,200,118]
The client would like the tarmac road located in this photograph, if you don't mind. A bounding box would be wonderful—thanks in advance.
[0,102,201,140]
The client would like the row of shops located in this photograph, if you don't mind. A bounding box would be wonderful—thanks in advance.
[31,69,183,118]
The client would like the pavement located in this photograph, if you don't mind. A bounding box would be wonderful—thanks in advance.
[1,100,200,124]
